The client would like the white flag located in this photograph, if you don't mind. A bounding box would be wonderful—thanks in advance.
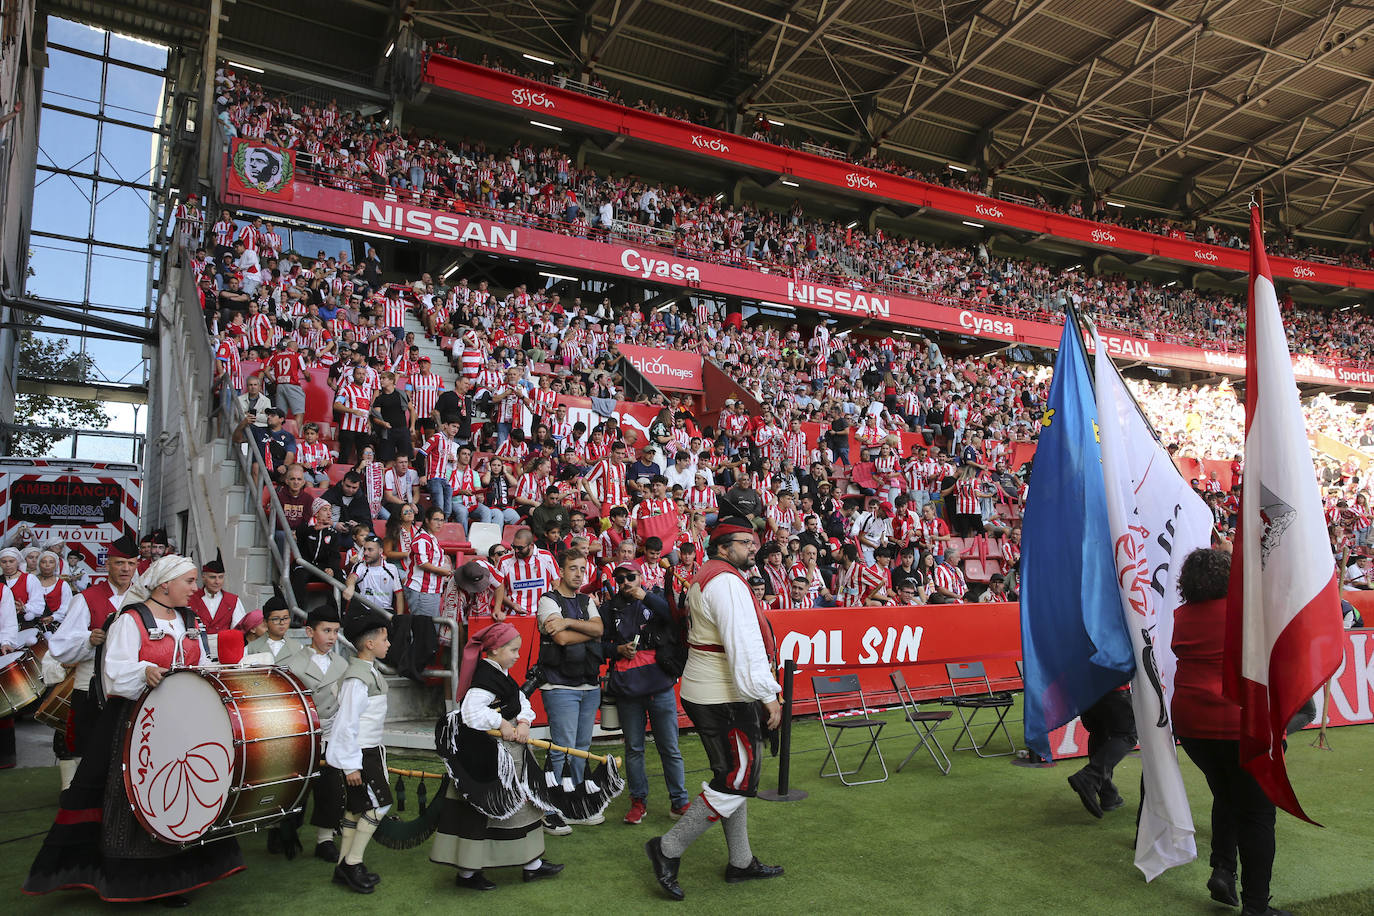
[1094,328,1210,880]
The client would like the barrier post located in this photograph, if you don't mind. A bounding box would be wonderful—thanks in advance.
[759,660,808,802]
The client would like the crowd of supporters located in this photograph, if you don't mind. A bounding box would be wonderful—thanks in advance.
[198,65,1374,620]
[416,46,1374,271]
[212,64,1374,369]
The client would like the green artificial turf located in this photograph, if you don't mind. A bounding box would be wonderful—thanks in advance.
[4,698,1371,915]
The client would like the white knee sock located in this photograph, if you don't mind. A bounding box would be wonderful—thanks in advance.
[344,807,385,866]
[58,758,79,791]
[337,817,357,864]
[316,827,335,845]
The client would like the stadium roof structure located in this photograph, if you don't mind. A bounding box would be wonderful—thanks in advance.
[45,0,1374,249]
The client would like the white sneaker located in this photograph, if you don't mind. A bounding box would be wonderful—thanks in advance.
[566,812,606,826]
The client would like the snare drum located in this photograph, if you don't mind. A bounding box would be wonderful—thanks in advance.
[35,671,77,734]
[0,650,43,717]
[122,666,321,847]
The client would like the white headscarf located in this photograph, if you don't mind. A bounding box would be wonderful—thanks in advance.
[0,547,20,564]
[37,550,63,579]
[120,555,198,609]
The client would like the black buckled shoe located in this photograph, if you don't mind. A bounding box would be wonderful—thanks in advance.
[455,870,497,891]
[1207,866,1239,906]
[1099,793,1125,812]
[645,837,685,901]
[358,863,380,887]
[522,861,565,882]
[1066,770,1104,818]
[725,857,784,883]
[314,840,339,863]
[1240,900,1293,916]
[332,862,375,894]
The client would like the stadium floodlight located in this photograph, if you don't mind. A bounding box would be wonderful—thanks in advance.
[1067,264,1081,271]
[780,178,799,187]
[441,261,462,280]
[385,42,395,58]
[948,163,968,172]
[962,220,983,228]
[539,271,579,283]
[767,119,784,127]
[523,53,556,65]
[530,120,563,132]
[1106,200,1126,208]
[227,60,264,74]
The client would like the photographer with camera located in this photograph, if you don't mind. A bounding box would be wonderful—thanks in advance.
[603,565,690,825]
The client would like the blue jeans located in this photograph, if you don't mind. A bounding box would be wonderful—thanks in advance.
[475,505,521,526]
[618,687,688,806]
[496,422,512,446]
[428,478,453,519]
[450,502,471,530]
[541,687,600,783]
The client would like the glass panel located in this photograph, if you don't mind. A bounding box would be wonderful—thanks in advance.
[43,48,103,113]
[95,121,158,183]
[37,108,97,172]
[75,434,139,462]
[289,229,354,262]
[107,32,168,71]
[102,402,146,434]
[94,181,154,248]
[103,63,165,128]
[27,434,76,460]
[82,338,147,385]
[26,237,88,302]
[31,173,92,236]
[88,244,151,310]
[47,18,106,55]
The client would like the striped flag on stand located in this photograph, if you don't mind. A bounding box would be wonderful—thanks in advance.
[1224,204,1345,823]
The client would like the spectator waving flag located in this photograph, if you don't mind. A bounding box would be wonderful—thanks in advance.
[1020,310,1134,762]
[1093,326,1208,880]
[1224,205,1344,824]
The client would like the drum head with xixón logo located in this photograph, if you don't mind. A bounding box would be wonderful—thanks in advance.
[124,671,235,844]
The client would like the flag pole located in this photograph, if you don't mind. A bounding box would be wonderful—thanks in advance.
[1077,309,1165,444]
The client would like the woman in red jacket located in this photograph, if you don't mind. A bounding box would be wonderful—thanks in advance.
[1172,547,1288,916]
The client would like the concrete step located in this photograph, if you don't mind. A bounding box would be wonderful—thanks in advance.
[231,513,261,552]
[218,458,242,491]
[241,547,271,584]
[383,717,438,751]
[385,675,447,720]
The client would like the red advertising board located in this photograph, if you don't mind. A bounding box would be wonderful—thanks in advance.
[223,173,1374,390]
[423,55,1374,294]
[617,344,703,392]
[473,605,1374,760]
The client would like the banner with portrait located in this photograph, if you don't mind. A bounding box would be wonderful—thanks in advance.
[227,139,295,200]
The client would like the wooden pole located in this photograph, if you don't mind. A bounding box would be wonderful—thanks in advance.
[486,729,622,766]
[1310,679,1334,750]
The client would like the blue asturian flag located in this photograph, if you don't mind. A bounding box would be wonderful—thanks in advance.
[1019,313,1135,761]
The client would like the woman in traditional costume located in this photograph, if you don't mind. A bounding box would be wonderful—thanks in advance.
[431,622,564,890]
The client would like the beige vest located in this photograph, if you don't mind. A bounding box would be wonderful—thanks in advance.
[680,575,749,705]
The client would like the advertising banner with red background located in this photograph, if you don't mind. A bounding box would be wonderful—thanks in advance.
[423,55,1374,294]
[472,607,1374,759]
[223,175,1374,391]
[617,344,703,392]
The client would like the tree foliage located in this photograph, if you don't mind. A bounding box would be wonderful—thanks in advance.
[9,311,111,457]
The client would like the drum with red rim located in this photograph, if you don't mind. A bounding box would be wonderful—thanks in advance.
[0,650,43,717]
[122,666,321,846]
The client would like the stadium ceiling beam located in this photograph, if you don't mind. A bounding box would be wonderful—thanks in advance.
[870,0,1055,145]
[2,294,156,343]
[994,2,1255,169]
[585,0,646,65]
[1184,82,1367,185]
[1201,96,1374,215]
[734,0,859,107]
[14,377,149,405]
[1107,10,1374,190]
[697,0,945,66]
[210,47,390,101]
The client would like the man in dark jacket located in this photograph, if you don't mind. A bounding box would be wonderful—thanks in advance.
[323,471,374,529]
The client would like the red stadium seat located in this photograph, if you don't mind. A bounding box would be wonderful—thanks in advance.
[437,523,470,553]
[326,463,353,484]
[963,559,990,583]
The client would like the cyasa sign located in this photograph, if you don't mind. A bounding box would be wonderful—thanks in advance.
[617,344,703,392]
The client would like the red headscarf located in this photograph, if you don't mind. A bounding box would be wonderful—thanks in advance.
[455,622,521,703]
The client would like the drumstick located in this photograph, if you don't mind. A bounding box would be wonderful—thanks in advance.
[485,729,622,766]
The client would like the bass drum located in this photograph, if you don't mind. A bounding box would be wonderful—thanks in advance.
[0,650,43,717]
[122,666,321,847]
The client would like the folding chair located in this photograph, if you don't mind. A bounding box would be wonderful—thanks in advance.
[811,674,889,786]
[889,670,952,775]
[940,662,1017,757]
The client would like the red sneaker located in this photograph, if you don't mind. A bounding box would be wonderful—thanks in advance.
[670,801,690,818]
[624,798,647,825]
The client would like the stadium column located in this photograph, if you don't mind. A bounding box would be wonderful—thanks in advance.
[197,0,222,182]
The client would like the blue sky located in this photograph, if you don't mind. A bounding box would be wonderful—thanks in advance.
[24,18,168,458]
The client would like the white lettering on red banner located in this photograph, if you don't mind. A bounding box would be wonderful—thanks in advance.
[1193,249,1219,263]
[974,203,1004,219]
[845,172,877,190]
[360,201,519,251]
[958,310,1015,337]
[1292,265,1317,279]
[787,281,891,317]
[1091,228,1117,243]
[619,248,701,282]
[511,87,553,109]
[690,134,729,153]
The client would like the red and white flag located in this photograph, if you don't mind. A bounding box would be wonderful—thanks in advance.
[1224,206,1344,823]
